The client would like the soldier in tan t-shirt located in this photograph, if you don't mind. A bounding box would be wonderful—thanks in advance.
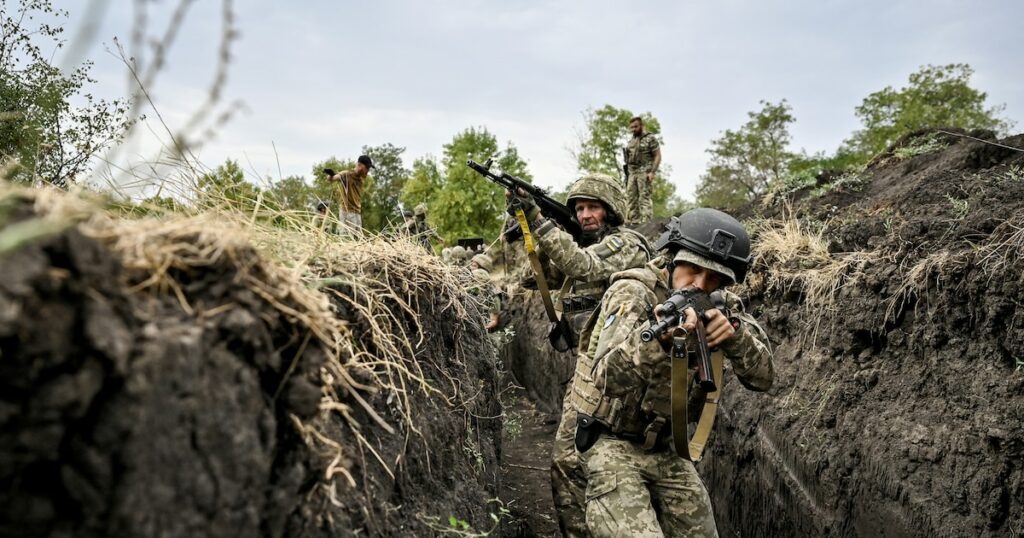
[325,154,373,235]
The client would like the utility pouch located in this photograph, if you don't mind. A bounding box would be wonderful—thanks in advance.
[575,413,603,453]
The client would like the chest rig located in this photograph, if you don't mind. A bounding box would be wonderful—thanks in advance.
[570,270,725,461]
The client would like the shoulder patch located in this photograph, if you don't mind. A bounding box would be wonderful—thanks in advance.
[607,236,624,253]
[594,236,625,260]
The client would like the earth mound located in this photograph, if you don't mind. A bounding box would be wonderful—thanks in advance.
[0,187,504,537]
[706,128,1024,537]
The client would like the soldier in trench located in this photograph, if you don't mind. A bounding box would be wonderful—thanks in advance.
[505,175,652,537]
[570,209,774,537]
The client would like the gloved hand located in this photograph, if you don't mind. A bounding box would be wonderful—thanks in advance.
[505,189,541,221]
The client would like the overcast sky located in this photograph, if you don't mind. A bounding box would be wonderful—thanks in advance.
[64,0,1023,198]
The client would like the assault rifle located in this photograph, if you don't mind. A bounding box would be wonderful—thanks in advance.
[641,288,718,393]
[467,158,582,240]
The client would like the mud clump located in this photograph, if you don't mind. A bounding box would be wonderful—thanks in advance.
[705,129,1024,537]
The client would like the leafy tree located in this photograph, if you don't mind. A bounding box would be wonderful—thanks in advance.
[402,156,444,212]
[695,100,795,209]
[266,175,314,211]
[843,64,1013,159]
[571,104,686,217]
[360,143,409,232]
[401,127,531,244]
[0,0,134,187]
[197,159,260,209]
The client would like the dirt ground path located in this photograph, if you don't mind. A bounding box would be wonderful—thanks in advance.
[499,390,562,537]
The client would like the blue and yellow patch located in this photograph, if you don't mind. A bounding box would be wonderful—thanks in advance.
[606,236,624,253]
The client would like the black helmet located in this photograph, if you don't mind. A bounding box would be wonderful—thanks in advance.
[653,208,752,285]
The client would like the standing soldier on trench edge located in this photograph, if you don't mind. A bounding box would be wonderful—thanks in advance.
[571,208,774,537]
[323,154,373,237]
[506,174,651,537]
[623,116,662,224]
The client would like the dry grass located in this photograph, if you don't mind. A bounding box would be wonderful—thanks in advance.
[3,181,485,499]
[883,250,969,324]
[977,209,1024,277]
[744,214,873,343]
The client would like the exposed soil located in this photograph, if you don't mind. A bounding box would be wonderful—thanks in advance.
[0,222,322,537]
[0,194,504,537]
[497,390,561,538]
[706,129,1024,537]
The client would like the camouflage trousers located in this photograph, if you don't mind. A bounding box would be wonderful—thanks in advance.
[624,169,653,224]
[579,436,718,538]
[551,389,590,537]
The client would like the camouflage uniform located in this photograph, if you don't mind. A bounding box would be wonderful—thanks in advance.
[523,175,651,537]
[403,203,436,253]
[624,132,659,224]
[470,254,502,318]
[572,258,773,537]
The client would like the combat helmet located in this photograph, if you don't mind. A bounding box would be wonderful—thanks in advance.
[449,245,468,265]
[566,174,626,226]
[470,253,493,272]
[414,203,428,217]
[654,208,752,285]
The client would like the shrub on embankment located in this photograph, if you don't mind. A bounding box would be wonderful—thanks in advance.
[0,184,504,537]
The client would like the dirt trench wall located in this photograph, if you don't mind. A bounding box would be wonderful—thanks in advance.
[291,270,504,536]
[0,195,503,537]
[703,131,1024,537]
[0,226,323,537]
[501,289,575,414]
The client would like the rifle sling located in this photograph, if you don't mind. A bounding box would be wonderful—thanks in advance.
[671,347,725,462]
[515,209,559,324]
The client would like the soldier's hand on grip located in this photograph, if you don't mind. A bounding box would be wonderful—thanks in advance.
[505,189,541,221]
[703,308,735,348]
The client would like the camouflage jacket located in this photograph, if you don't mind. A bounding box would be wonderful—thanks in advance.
[571,261,774,434]
[625,133,659,176]
[531,218,651,306]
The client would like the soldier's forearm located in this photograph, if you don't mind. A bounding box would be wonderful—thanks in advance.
[534,219,598,278]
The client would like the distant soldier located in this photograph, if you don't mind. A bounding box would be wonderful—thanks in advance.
[624,116,662,224]
[441,247,453,264]
[324,154,374,236]
[449,245,468,266]
[405,203,436,253]
[312,200,334,233]
[469,253,502,332]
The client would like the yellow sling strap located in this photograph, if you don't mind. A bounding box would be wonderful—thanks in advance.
[515,209,559,324]
[671,347,725,462]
